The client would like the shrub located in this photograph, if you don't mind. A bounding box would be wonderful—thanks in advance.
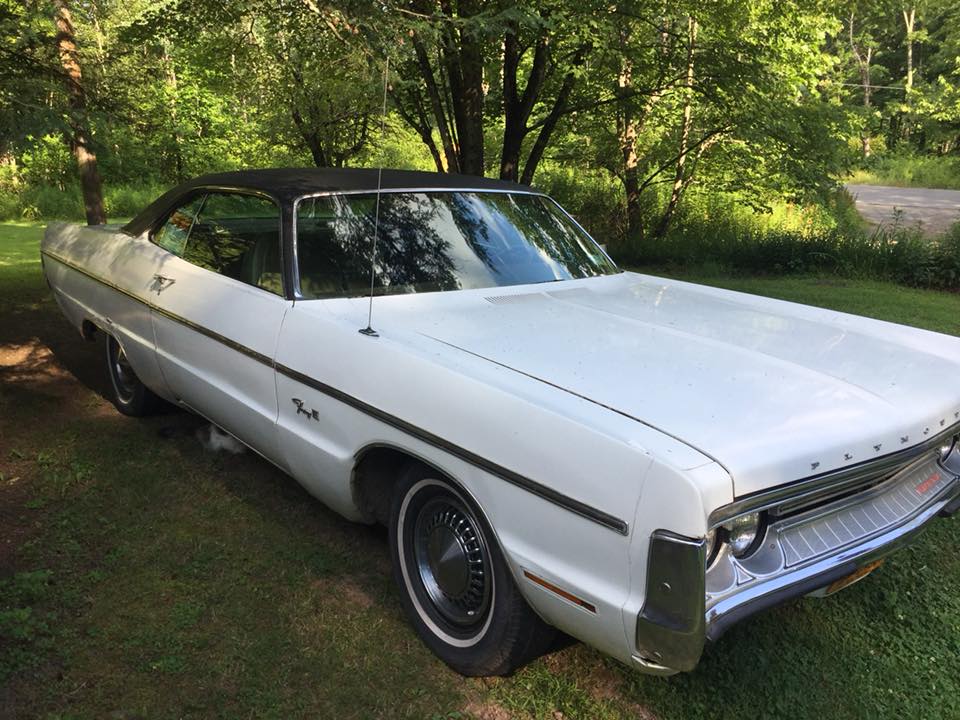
[104,182,169,219]
[850,151,960,190]
[533,165,624,246]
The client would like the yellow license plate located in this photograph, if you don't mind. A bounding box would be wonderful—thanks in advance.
[825,559,884,595]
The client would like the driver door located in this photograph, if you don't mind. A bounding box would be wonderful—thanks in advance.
[147,190,290,464]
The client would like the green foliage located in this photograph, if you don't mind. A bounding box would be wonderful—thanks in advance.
[533,164,625,243]
[2,181,166,221]
[613,188,960,291]
[850,150,960,189]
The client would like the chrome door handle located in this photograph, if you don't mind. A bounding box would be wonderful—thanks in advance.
[152,274,176,294]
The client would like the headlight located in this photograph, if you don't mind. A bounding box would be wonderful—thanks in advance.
[723,512,763,558]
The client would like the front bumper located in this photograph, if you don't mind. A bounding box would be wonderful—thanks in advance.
[633,449,960,675]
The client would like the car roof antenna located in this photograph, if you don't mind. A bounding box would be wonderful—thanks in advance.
[360,55,390,338]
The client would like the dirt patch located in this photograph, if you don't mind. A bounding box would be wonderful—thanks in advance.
[310,577,376,610]
[463,699,514,720]
[0,338,72,384]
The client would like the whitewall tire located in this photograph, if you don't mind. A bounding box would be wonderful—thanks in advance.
[389,463,557,676]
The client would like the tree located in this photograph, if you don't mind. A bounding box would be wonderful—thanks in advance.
[53,0,105,224]
[382,0,599,182]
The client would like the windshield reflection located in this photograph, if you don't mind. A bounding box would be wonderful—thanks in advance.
[295,191,617,299]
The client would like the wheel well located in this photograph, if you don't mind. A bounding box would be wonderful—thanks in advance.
[81,319,99,341]
[352,445,447,526]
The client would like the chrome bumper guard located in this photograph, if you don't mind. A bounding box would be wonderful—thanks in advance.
[634,449,960,675]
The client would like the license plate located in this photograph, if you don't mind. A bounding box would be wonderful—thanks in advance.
[824,559,885,595]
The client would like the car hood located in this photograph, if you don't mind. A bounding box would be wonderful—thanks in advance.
[374,272,960,497]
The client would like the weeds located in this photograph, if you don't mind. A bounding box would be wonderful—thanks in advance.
[0,570,54,681]
[619,208,960,291]
[850,151,960,190]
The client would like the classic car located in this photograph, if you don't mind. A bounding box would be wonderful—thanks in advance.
[41,168,960,676]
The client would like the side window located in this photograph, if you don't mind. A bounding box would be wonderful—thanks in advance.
[182,192,283,296]
[295,195,376,298]
[152,195,204,257]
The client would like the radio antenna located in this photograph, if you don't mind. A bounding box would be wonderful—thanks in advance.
[359,55,390,338]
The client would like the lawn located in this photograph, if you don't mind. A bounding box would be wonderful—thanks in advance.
[2,222,959,720]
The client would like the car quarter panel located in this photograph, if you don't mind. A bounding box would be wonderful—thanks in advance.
[41,223,171,399]
[273,299,727,664]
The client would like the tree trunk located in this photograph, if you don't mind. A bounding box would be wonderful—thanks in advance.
[654,15,697,239]
[902,7,915,94]
[54,0,106,225]
[412,36,458,172]
[500,34,549,182]
[161,40,184,181]
[860,48,872,157]
[519,64,578,185]
[616,50,641,240]
[291,108,329,167]
[450,0,485,175]
[849,11,873,158]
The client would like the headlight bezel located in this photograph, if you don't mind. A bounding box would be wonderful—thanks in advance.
[938,434,958,462]
[704,511,769,568]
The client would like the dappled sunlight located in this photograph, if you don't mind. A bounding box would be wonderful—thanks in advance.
[0,337,66,383]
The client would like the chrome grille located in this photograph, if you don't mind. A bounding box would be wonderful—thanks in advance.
[779,456,952,567]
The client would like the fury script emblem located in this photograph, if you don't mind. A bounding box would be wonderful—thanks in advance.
[292,398,320,421]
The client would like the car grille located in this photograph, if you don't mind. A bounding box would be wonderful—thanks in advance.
[779,455,950,567]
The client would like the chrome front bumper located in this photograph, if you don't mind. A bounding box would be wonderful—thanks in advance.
[633,448,960,675]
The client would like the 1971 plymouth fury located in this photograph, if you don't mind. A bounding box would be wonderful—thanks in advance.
[42,168,960,676]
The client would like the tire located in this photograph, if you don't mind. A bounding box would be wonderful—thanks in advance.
[389,463,557,676]
[103,332,162,416]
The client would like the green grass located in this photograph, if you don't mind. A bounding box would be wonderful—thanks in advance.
[2,222,960,719]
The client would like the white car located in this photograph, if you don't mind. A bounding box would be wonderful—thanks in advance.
[41,169,960,676]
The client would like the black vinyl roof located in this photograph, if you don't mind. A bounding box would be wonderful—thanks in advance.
[123,167,527,236]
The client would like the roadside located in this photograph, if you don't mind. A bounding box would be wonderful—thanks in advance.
[846,183,960,236]
[2,222,960,720]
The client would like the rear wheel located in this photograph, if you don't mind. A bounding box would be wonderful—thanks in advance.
[103,332,162,416]
[389,463,557,676]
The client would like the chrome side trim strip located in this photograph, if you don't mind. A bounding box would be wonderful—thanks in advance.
[151,303,274,366]
[42,249,629,535]
[275,362,629,535]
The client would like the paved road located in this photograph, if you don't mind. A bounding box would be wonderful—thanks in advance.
[846,184,960,236]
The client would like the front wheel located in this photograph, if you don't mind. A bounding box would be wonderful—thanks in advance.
[389,464,557,676]
[103,332,162,416]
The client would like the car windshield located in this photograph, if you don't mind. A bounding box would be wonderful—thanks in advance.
[294,191,618,299]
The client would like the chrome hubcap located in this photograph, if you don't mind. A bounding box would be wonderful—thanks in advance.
[413,497,490,627]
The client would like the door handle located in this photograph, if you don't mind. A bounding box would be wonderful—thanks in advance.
[152,274,176,294]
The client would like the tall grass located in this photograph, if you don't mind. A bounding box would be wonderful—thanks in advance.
[0,182,168,221]
[606,187,960,290]
[849,151,960,190]
[622,208,960,291]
